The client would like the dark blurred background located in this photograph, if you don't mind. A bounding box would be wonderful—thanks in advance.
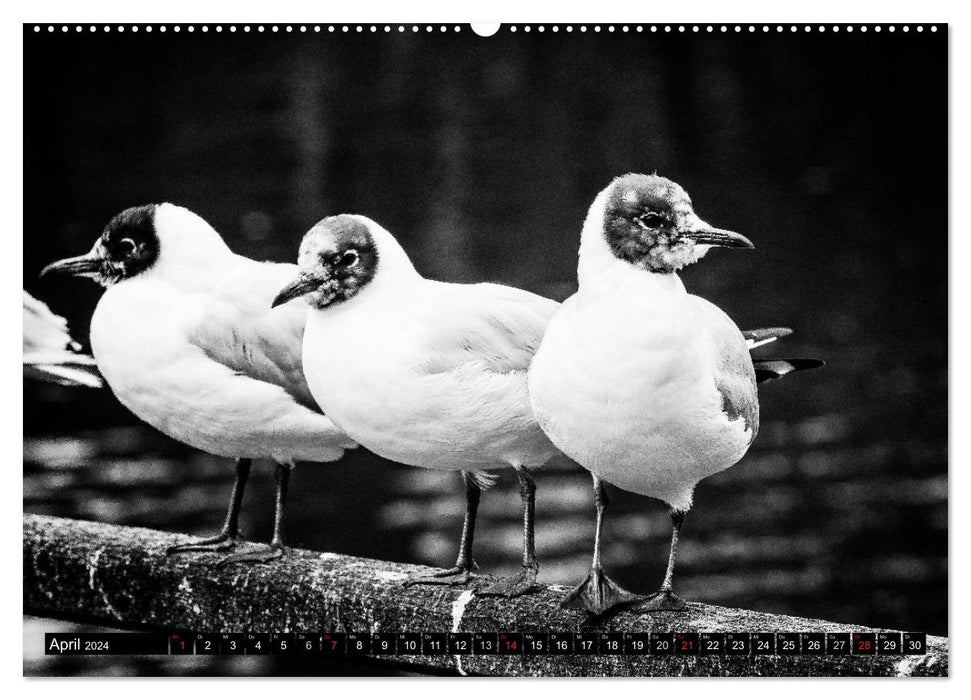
[23,24,947,672]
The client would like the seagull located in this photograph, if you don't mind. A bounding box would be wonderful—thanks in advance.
[272,214,561,597]
[40,203,356,564]
[528,173,823,615]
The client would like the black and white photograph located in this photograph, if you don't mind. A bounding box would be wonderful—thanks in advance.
[20,14,949,680]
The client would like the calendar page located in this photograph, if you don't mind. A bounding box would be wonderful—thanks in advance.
[21,15,948,680]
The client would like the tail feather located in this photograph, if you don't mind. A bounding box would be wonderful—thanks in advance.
[743,327,793,350]
[24,360,104,388]
[754,358,825,384]
[23,291,104,388]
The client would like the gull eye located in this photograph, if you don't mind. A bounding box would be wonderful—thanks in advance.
[334,249,359,268]
[637,212,665,229]
[117,237,137,255]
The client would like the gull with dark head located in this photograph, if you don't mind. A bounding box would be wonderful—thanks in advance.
[528,174,823,615]
[41,203,356,563]
[273,214,561,597]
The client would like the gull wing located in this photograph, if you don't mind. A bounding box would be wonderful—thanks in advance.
[690,295,759,438]
[23,353,103,388]
[185,259,318,410]
[23,291,104,388]
[742,327,793,350]
[741,326,826,382]
[754,358,825,383]
[417,282,560,376]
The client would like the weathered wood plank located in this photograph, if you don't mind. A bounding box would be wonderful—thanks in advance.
[23,513,947,676]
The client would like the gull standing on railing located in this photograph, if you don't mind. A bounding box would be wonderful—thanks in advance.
[528,174,823,615]
[273,214,561,597]
[41,204,356,564]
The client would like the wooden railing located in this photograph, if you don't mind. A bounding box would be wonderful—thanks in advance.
[23,514,947,676]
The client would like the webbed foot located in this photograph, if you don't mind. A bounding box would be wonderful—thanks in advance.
[403,565,477,587]
[560,566,642,616]
[633,589,686,613]
[215,543,286,567]
[166,533,239,555]
[477,563,539,598]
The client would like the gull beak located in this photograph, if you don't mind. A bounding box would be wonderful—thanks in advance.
[40,252,104,278]
[272,273,319,308]
[681,215,754,249]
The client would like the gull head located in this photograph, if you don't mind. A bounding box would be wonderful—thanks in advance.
[273,214,383,310]
[595,173,753,273]
[40,203,227,286]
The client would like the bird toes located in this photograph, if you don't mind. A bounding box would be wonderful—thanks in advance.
[560,567,642,616]
[165,534,239,556]
[214,544,286,568]
[631,589,686,613]
[477,564,539,598]
[402,565,476,587]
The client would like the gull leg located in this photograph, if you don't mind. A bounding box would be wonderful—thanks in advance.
[561,474,641,615]
[217,462,292,566]
[167,458,251,554]
[478,466,539,597]
[635,509,688,612]
[404,471,481,586]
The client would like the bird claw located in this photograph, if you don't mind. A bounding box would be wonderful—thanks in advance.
[402,565,476,587]
[166,534,238,555]
[560,567,643,616]
[215,544,286,567]
[477,563,539,598]
[632,589,686,613]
